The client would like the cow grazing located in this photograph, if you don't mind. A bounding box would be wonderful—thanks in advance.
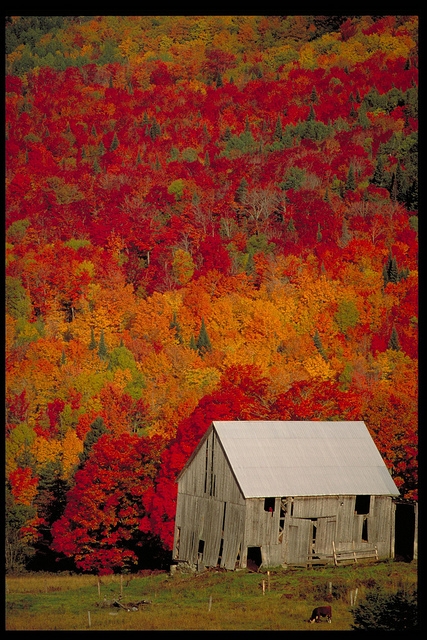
[308,605,332,623]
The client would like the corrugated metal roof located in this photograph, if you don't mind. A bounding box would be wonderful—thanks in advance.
[210,421,400,498]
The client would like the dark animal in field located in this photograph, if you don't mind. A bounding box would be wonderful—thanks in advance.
[308,605,332,623]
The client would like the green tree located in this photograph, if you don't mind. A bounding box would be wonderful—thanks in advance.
[371,155,385,187]
[89,327,97,351]
[345,164,356,191]
[235,177,249,203]
[340,219,352,247]
[5,489,36,573]
[6,276,31,320]
[196,318,212,355]
[313,330,327,360]
[335,299,359,335]
[110,132,119,151]
[6,218,30,244]
[98,330,108,360]
[170,312,184,344]
[79,416,107,466]
[351,587,418,631]
[388,326,401,351]
[274,116,283,140]
[307,104,316,121]
[310,86,319,103]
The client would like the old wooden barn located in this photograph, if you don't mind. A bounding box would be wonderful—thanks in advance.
[172,421,400,571]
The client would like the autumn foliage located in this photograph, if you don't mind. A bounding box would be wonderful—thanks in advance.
[5,16,418,574]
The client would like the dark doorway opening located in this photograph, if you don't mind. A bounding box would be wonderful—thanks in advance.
[395,503,415,562]
[247,546,262,571]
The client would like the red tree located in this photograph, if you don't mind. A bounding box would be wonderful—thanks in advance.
[51,432,163,574]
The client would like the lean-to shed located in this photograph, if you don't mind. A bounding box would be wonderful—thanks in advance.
[172,421,400,570]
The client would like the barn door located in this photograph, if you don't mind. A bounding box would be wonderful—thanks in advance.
[287,518,312,564]
[315,517,337,556]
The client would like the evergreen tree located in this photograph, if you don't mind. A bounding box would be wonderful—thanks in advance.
[388,256,399,284]
[149,120,161,140]
[357,103,371,129]
[89,327,97,350]
[274,116,283,140]
[345,164,356,191]
[110,131,119,151]
[340,219,352,246]
[235,177,248,203]
[287,218,296,233]
[189,334,197,351]
[307,104,316,121]
[79,417,107,466]
[245,251,256,276]
[371,155,385,186]
[395,160,406,203]
[388,326,401,351]
[310,86,319,103]
[170,312,184,344]
[196,318,212,355]
[223,126,232,141]
[98,329,108,360]
[351,587,418,631]
[60,350,66,366]
[313,330,327,360]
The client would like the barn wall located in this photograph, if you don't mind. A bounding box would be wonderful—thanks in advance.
[240,495,396,568]
[243,497,284,567]
[173,428,246,570]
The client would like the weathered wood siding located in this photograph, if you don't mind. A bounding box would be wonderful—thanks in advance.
[240,495,396,567]
[173,428,246,569]
[243,497,284,567]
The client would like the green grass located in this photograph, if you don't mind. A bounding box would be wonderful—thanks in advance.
[5,561,417,631]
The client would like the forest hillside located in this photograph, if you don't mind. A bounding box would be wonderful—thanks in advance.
[5,15,418,574]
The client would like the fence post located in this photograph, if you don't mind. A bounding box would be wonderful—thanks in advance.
[88,611,91,628]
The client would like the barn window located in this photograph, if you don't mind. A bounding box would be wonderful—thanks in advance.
[198,539,205,555]
[264,497,275,513]
[355,495,371,515]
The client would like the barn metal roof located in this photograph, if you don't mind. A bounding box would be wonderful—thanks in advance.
[209,421,400,498]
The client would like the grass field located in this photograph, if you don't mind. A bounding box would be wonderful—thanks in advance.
[5,560,417,631]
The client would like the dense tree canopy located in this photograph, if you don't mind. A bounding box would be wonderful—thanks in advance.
[5,15,418,573]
